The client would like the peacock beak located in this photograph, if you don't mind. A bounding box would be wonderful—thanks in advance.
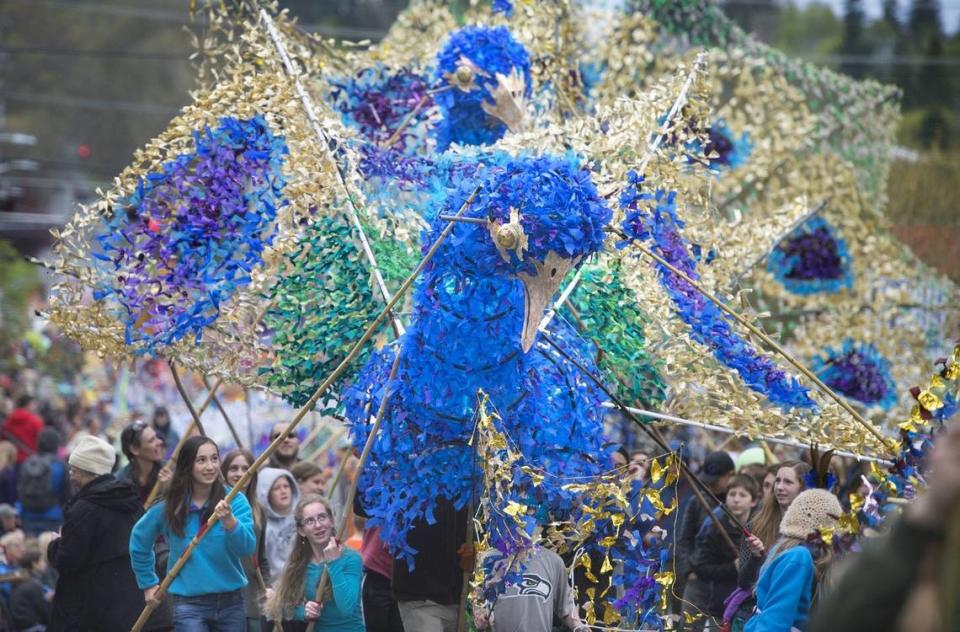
[517,251,577,353]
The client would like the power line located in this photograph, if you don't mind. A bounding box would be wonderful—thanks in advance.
[5,92,182,116]
[0,46,190,62]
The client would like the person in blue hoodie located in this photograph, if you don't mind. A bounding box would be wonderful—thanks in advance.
[745,489,841,632]
[130,435,256,632]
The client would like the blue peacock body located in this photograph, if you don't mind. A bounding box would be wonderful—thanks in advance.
[343,152,615,561]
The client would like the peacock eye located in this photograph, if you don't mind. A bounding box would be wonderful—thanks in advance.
[550,267,557,277]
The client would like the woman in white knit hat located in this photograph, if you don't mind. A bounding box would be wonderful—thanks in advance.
[744,488,842,632]
[48,434,150,631]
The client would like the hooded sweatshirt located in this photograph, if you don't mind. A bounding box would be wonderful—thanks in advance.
[130,488,255,597]
[256,467,300,580]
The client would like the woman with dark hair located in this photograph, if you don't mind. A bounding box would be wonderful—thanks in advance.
[221,448,269,632]
[130,436,256,632]
[265,494,363,632]
[118,420,170,504]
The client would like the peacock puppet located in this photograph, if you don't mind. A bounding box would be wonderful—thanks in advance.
[40,1,959,628]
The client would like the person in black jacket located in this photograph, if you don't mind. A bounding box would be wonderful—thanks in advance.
[683,474,758,630]
[46,435,154,632]
[391,496,470,632]
[673,451,735,610]
[10,548,53,631]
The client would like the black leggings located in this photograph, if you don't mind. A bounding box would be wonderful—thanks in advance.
[362,570,405,632]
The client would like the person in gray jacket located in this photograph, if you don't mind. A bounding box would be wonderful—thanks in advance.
[256,467,300,580]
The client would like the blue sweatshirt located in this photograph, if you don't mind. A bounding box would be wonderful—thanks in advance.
[129,491,256,597]
[745,545,815,632]
[291,549,364,631]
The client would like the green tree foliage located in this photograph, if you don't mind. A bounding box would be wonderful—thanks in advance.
[0,239,42,372]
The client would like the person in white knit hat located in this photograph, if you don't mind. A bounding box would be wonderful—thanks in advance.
[744,488,842,632]
[47,434,155,631]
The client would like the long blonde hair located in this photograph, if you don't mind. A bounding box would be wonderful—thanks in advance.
[266,494,335,620]
[771,535,834,585]
[749,460,811,548]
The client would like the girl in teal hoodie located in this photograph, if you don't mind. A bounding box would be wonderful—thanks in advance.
[130,436,256,632]
[266,493,364,631]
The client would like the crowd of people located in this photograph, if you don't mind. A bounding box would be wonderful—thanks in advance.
[0,383,958,632]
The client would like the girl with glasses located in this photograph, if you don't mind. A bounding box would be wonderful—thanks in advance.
[130,436,256,631]
[266,494,363,632]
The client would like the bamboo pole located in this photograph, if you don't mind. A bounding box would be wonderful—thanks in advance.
[129,187,480,632]
[304,349,403,632]
[201,375,245,448]
[324,439,352,499]
[168,362,207,438]
[614,230,895,454]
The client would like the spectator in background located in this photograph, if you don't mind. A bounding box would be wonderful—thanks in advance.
[117,421,170,505]
[34,533,57,590]
[673,451,735,607]
[268,423,300,471]
[735,446,766,474]
[759,465,778,507]
[17,429,70,536]
[2,396,44,464]
[683,474,759,630]
[0,529,26,602]
[611,446,629,469]
[290,462,326,497]
[739,463,767,494]
[628,449,650,482]
[0,505,19,537]
[257,468,300,581]
[151,407,179,459]
[0,443,19,506]
[10,547,53,631]
[48,434,148,631]
[726,460,812,631]
[221,448,268,632]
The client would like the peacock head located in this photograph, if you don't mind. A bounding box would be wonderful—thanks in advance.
[433,25,532,150]
[427,153,611,352]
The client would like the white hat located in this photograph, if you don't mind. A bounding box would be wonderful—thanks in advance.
[69,435,116,476]
[780,489,842,539]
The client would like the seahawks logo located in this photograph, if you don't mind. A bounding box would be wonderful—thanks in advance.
[516,573,551,599]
